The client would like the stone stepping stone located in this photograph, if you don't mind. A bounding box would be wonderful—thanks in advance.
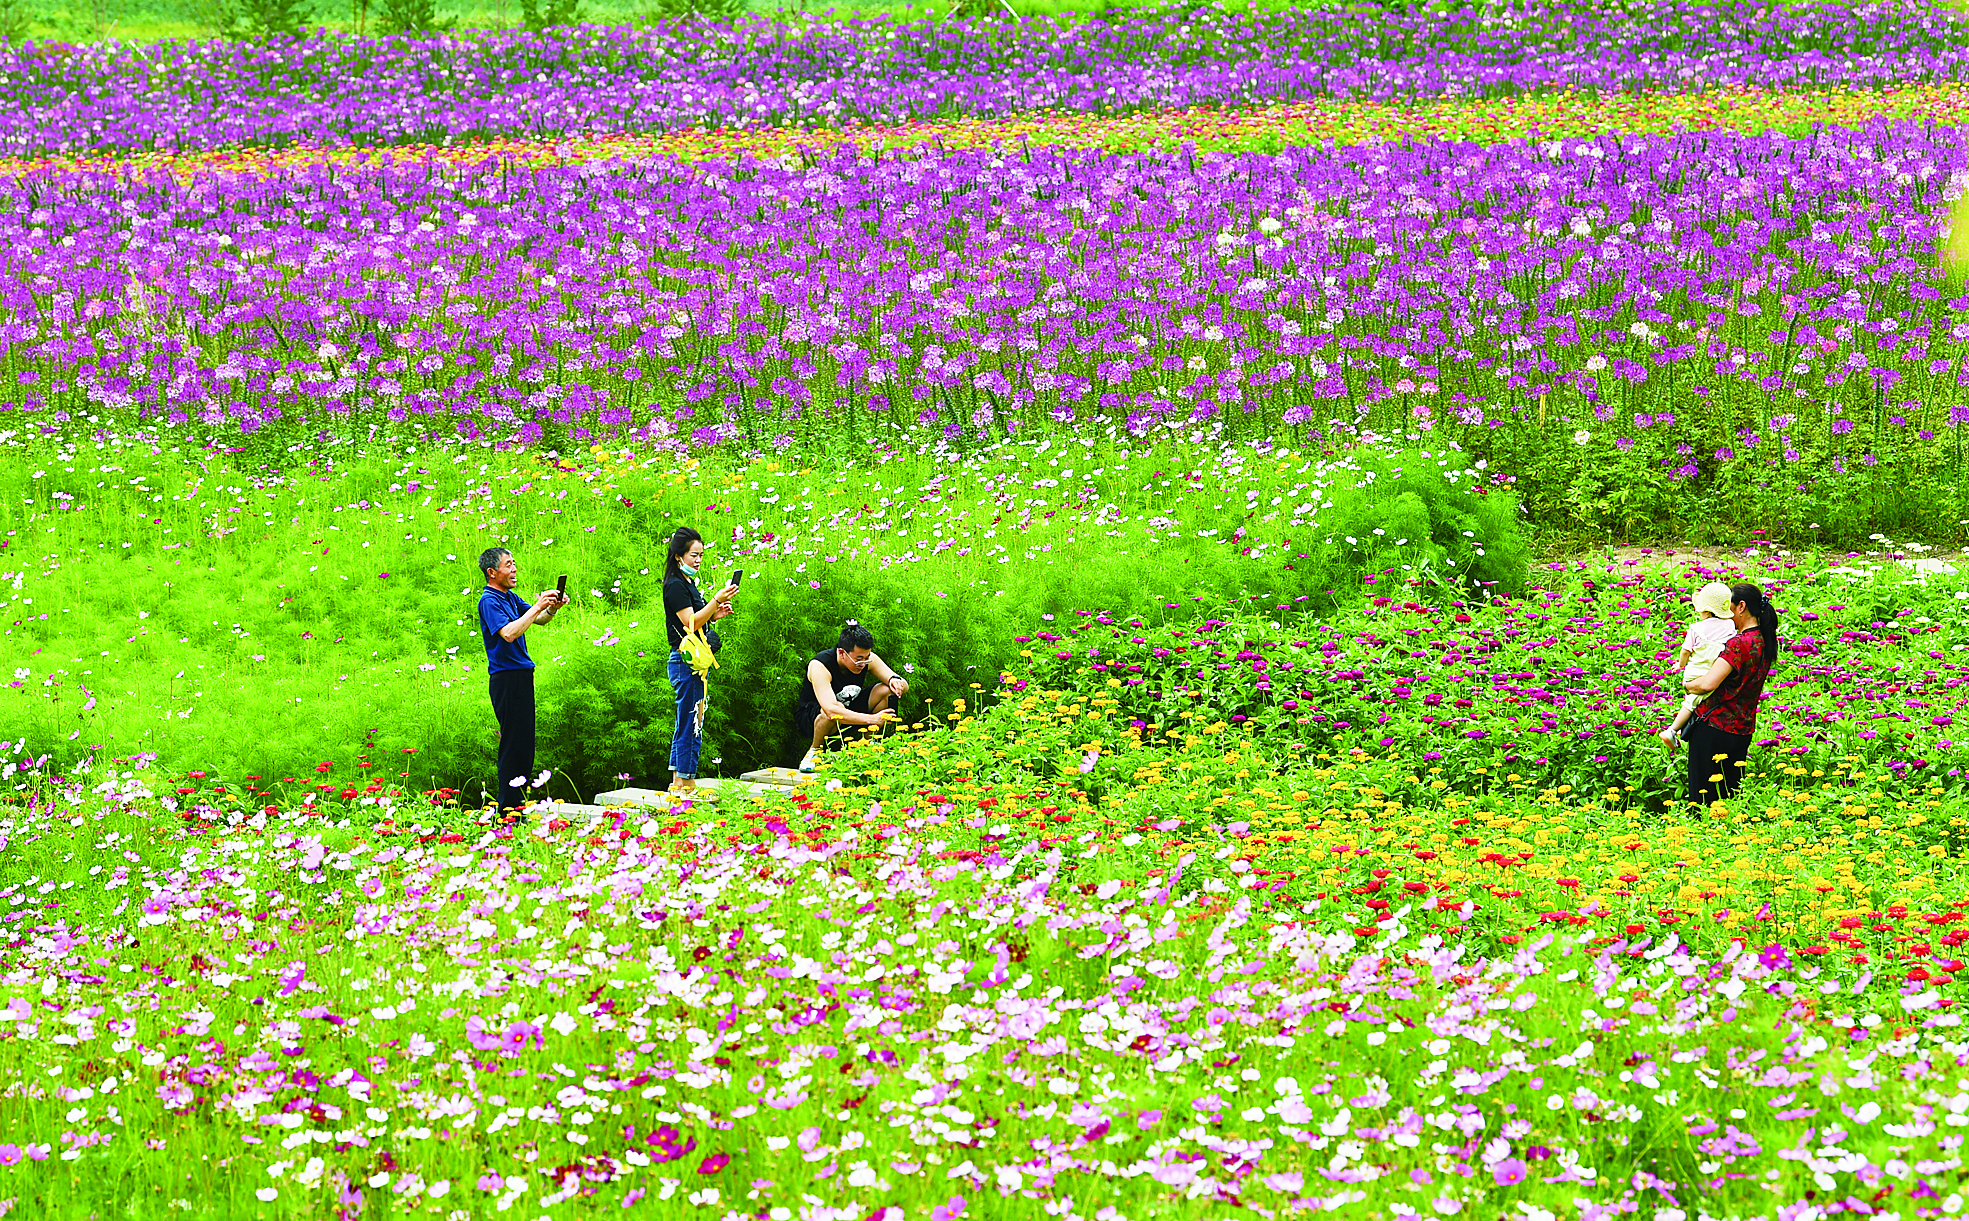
[592,772,813,810]
[588,784,727,807]
[592,787,673,808]
[736,767,815,791]
[532,800,608,818]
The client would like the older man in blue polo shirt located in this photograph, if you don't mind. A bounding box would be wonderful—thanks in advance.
[478,546,567,813]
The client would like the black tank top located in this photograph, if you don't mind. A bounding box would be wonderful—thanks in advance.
[784,649,875,765]
[792,649,866,724]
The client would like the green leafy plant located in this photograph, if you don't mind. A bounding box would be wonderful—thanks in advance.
[0,434,1527,801]
[638,0,740,21]
[0,0,32,41]
[220,0,312,36]
[377,0,448,32]
[518,0,578,30]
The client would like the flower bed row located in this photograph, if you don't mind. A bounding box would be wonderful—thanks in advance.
[5,0,1968,155]
[6,83,1968,177]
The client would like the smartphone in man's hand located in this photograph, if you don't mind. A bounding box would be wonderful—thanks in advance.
[555,574,568,604]
[730,568,745,590]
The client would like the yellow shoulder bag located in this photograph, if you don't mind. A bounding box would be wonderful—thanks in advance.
[679,625,719,677]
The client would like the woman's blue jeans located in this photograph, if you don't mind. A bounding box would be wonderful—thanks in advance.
[667,651,707,779]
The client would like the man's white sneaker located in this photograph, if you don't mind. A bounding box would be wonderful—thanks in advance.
[798,748,819,773]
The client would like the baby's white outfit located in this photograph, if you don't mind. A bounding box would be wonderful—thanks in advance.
[1677,616,1739,715]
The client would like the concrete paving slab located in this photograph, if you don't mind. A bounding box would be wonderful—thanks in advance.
[532,801,608,818]
[593,787,669,807]
[739,767,814,788]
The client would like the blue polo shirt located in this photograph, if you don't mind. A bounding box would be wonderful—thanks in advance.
[479,586,535,674]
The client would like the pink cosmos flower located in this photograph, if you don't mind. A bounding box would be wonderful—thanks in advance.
[645,1125,695,1163]
[501,1020,543,1056]
[464,1016,503,1053]
[1492,1158,1527,1186]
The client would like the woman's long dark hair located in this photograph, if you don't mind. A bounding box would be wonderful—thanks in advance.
[1729,581,1779,672]
[664,527,703,580]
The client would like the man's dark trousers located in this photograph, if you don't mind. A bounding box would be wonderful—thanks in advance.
[489,669,536,812]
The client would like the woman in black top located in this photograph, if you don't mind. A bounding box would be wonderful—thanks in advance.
[661,527,734,795]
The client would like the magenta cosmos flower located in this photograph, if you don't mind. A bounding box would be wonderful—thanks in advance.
[501,1020,544,1056]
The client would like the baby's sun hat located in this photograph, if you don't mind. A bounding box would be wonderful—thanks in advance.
[1691,581,1733,619]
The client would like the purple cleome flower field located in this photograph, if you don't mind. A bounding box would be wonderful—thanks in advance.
[8,0,1969,1217]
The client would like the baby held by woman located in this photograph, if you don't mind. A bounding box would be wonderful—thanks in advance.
[1660,581,1738,750]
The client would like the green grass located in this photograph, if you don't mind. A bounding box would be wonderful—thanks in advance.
[11,0,1321,45]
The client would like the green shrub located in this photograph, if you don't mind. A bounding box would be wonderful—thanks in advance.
[376,0,448,32]
[636,0,739,22]
[0,435,1523,801]
[518,0,577,30]
[220,0,312,36]
[0,0,31,41]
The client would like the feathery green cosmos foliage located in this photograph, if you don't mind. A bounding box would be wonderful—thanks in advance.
[0,431,1522,797]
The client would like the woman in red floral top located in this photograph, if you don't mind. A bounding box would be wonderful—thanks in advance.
[1682,581,1779,808]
